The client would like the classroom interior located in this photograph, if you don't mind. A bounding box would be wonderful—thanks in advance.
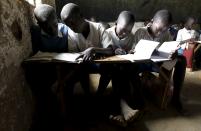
[0,0,201,131]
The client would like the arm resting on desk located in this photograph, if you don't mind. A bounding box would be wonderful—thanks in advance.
[80,47,114,61]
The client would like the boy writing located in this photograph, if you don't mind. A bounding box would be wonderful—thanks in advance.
[97,11,141,126]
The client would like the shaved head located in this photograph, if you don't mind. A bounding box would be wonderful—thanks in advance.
[60,3,85,33]
[60,3,81,22]
[34,4,58,36]
[153,9,172,25]
[150,9,172,37]
[34,4,55,23]
[117,11,135,27]
[115,11,135,39]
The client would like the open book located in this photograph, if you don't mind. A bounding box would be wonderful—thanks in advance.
[117,39,180,62]
[24,51,82,63]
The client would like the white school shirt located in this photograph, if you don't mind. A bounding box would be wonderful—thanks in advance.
[176,27,199,49]
[68,21,113,52]
[106,26,134,52]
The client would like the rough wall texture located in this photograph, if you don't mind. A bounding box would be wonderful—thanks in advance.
[56,0,201,23]
[0,0,34,131]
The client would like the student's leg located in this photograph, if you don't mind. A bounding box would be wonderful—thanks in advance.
[97,64,113,95]
[172,55,187,111]
[117,64,141,121]
[78,64,91,95]
[109,68,126,126]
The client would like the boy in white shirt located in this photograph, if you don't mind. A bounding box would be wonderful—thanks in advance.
[176,17,200,69]
[60,3,114,96]
[60,3,114,60]
[176,17,199,50]
[98,11,141,126]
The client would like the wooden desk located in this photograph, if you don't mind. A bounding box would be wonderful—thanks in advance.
[23,52,175,115]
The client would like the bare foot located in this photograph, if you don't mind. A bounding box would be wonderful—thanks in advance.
[120,99,140,122]
[109,115,127,127]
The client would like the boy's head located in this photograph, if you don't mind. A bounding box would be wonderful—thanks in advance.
[151,9,172,37]
[34,4,58,36]
[116,11,135,39]
[60,3,84,33]
[185,17,196,30]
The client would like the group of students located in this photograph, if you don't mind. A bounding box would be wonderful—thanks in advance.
[31,3,188,127]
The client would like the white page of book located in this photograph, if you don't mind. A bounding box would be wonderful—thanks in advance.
[133,39,160,60]
[157,41,180,58]
[53,53,82,62]
[116,54,136,62]
[117,39,160,61]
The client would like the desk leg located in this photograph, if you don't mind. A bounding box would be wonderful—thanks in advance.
[151,62,174,109]
[56,65,67,118]
[56,64,79,119]
[159,67,173,109]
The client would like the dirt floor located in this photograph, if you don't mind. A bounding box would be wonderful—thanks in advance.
[62,70,201,131]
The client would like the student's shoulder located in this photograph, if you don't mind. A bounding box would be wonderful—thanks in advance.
[106,26,115,33]
[88,20,100,29]
[177,28,185,33]
[136,26,147,32]
[88,20,108,32]
[134,27,148,35]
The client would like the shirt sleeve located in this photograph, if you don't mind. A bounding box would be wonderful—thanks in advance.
[67,28,81,52]
[193,30,200,40]
[160,30,174,43]
[99,25,114,49]
[131,29,143,50]
[176,30,182,41]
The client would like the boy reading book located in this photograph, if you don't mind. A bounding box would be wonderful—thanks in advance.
[131,9,187,114]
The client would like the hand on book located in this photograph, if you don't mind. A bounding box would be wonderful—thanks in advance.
[115,48,127,55]
[77,47,96,62]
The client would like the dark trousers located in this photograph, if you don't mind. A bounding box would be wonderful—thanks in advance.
[172,55,187,101]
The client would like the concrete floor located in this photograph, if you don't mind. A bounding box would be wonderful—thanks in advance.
[64,70,201,131]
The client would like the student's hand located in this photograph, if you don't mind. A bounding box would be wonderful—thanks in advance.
[187,38,196,44]
[81,47,96,62]
[128,50,135,54]
[115,48,126,55]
